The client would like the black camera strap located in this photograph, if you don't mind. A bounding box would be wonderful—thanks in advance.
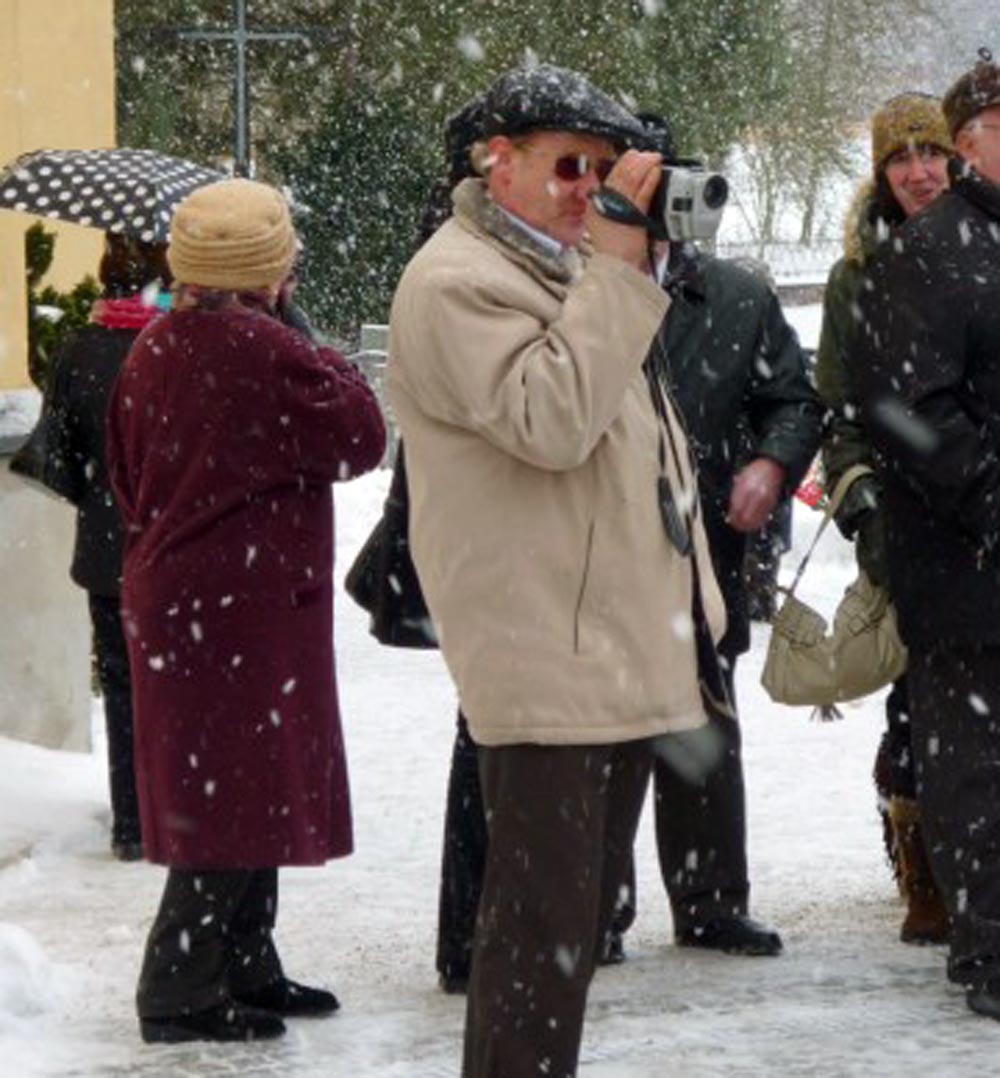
[591,186,669,241]
[643,357,697,537]
[643,352,735,721]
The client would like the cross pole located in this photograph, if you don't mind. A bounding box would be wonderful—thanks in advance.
[175,0,311,176]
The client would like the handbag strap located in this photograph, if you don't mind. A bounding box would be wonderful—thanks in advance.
[784,463,873,597]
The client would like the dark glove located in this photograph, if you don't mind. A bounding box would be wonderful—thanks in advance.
[855,509,889,588]
[833,472,881,540]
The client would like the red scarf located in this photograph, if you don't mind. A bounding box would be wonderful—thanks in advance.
[90,295,163,330]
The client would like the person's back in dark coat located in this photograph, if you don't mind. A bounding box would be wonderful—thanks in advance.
[608,247,822,962]
[16,234,172,860]
[657,251,822,656]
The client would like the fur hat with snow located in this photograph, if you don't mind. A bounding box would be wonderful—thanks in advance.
[871,92,952,174]
[167,178,296,291]
[943,47,1000,139]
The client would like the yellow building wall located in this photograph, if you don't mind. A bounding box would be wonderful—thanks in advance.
[0,0,115,389]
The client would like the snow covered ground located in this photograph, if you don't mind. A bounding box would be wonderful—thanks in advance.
[2,444,998,1078]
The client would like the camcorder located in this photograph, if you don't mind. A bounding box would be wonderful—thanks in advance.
[650,164,729,242]
[593,161,729,243]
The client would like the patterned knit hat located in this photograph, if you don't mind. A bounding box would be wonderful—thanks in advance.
[481,63,646,149]
[943,47,1000,138]
[168,178,296,290]
[871,92,952,174]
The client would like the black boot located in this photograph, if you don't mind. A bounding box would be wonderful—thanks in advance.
[677,914,783,956]
[438,970,469,995]
[596,928,626,966]
[140,1001,286,1043]
[967,983,1000,1020]
[235,977,339,1017]
[111,839,144,862]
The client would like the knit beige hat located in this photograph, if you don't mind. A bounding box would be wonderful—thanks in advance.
[871,93,952,174]
[168,178,296,290]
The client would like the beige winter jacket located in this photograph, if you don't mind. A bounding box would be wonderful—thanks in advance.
[387,179,726,747]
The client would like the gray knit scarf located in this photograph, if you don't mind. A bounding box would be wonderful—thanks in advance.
[450,178,583,286]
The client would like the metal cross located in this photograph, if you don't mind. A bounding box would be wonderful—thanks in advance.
[174,0,312,176]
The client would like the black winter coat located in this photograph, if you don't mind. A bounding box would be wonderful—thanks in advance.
[852,160,1000,650]
[45,324,137,596]
[653,252,822,657]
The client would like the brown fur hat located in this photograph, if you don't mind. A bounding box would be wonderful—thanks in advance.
[871,92,952,174]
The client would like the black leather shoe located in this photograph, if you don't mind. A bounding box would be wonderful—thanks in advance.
[140,1001,286,1043]
[596,929,626,966]
[677,914,783,956]
[235,977,339,1017]
[967,984,1000,1020]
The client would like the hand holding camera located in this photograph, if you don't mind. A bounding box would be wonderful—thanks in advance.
[586,150,663,270]
[593,160,729,243]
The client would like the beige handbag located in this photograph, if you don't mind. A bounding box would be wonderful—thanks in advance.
[760,464,907,714]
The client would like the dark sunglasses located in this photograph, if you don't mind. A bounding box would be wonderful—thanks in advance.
[514,143,617,183]
[551,152,616,183]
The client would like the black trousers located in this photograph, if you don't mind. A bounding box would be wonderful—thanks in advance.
[607,661,747,936]
[652,677,748,931]
[136,867,283,1018]
[906,645,1000,991]
[88,593,141,847]
[436,712,487,982]
[463,739,652,1078]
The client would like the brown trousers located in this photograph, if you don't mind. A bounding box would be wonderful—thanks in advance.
[463,738,653,1078]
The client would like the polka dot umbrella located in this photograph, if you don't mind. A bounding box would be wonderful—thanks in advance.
[0,147,226,243]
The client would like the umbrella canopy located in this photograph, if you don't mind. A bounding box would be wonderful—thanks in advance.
[0,147,225,243]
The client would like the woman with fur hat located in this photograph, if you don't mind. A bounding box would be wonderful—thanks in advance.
[815,92,951,945]
[106,178,386,1043]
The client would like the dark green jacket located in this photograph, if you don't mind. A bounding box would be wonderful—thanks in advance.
[814,182,889,578]
[654,251,822,657]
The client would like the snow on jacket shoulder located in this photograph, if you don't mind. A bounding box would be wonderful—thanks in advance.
[388,178,725,748]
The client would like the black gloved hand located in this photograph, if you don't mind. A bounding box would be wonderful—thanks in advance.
[834,472,880,540]
[855,509,889,589]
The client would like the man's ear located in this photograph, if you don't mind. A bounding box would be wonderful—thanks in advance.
[486,136,514,176]
[955,125,980,170]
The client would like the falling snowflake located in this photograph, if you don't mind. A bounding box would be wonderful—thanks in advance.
[456,34,484,61]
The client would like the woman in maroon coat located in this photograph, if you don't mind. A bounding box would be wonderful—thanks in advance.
[106,178,385,1044]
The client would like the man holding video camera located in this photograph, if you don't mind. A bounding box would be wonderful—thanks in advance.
[599,115,823,964]
[388,64,726,1078]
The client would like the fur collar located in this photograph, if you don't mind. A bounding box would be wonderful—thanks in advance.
[841,180,889,268]
[451,178,583,285]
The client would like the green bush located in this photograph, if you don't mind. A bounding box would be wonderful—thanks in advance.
[24,223,99,394]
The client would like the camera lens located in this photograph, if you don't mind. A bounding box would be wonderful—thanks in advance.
[702,175,729,210]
